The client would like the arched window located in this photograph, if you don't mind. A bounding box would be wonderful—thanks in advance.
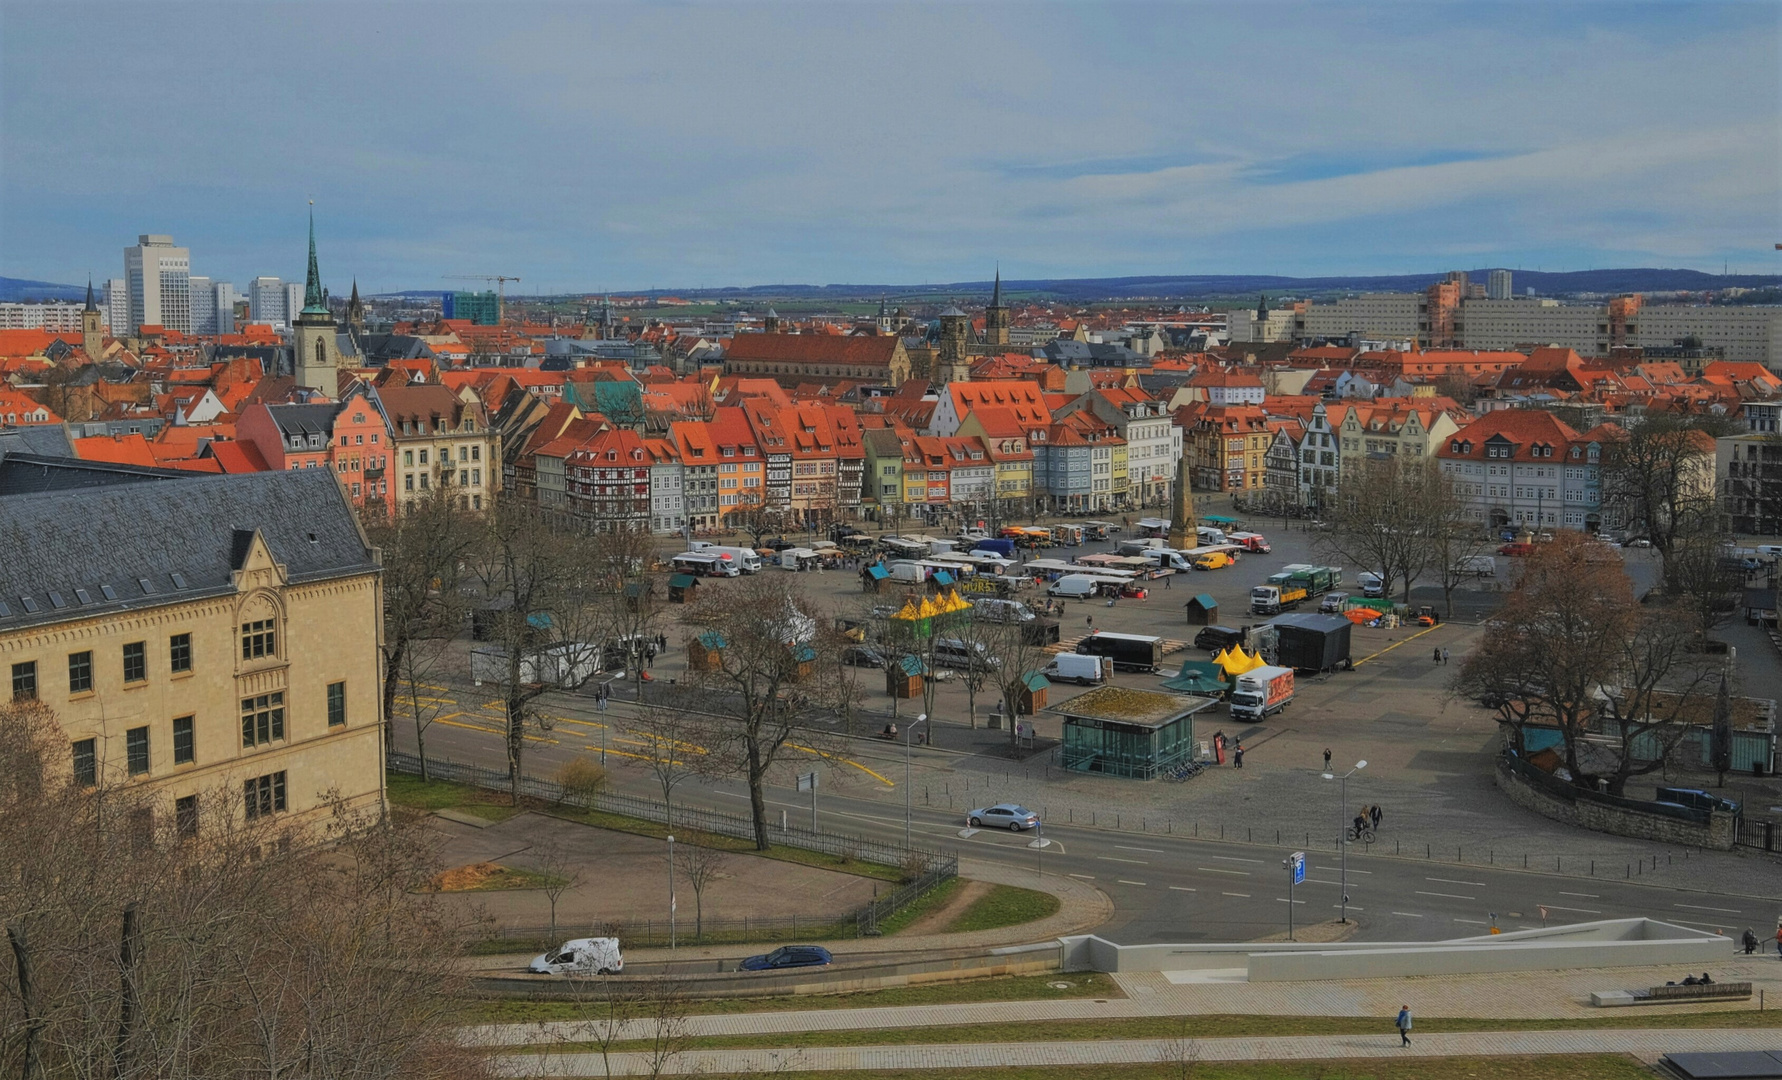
[315,338,327,367]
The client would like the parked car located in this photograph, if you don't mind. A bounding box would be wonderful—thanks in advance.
[528,937,624,976]
[1625,538,1652,548]
[1654,787,1741,815]
[1498,542,1536,557]
[967,803,1040,831]
[1192,625,1246,653]
[842,644,889,668]
[739,945,834,971]
[1319,591,1350,614]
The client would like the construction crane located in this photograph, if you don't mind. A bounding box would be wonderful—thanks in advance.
[441,274,521,322]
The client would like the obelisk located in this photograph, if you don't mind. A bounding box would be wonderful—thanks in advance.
[1167,446,1194,550]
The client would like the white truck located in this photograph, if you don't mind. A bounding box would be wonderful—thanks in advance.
[1451,555,1497,577]
[1227,665,1295,721]
[1140,548,1193,572]
[1117,538,1169,556]
[1044,652,1110,686]
[528,937,624,976]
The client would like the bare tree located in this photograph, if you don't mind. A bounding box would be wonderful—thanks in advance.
[1317,457,1437,604]
[1423,460,1497,618]
[469,497,612,804]
[527,836,585,947]
[985,608,1061,750]
[672,834,730,942]
[1662,525,1744,639]
[1156,1016,1202,1080]
[585,525,666,705]
[679,575,850,849]
[629,703,718,820]
[1599,414,1729,560]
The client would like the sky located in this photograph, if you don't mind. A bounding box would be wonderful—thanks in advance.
[2,1,1779,294]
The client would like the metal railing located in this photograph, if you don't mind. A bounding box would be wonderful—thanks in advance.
[491,913,854,948]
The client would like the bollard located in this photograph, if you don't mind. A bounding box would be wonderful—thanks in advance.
[1490,850,1494,864]
[1427,844,1431,858]
[1590,860,1594,875]
[1168,819,1172,834]
[1143,818,1147,832]
[1524,854,1528,869]
[1248,827,1253,842]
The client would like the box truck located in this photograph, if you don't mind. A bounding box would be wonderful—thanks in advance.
[1118,537,1169,555]
[1075,631,1164,673]
[1228,665,1295,721]
[1250,582,1308,615]
[1226,531,1272,553]
[973,538,1017,559]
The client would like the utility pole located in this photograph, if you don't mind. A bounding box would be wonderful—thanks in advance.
[1322,760,1367,924]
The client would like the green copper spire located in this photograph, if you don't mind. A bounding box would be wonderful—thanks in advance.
[301,203,329,316]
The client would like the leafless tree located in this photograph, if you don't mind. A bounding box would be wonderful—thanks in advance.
[1155,1016,1202,1080]
[585,525,666,705]
[985,607,1061,750]
[1599,414,1730,560]
[1662,525,1744,638]
[1316,456,1438,604]
[527,836,585,947]
[1423,462,1497,617]
[679,575,851,849]
[629,703,719,820]
[672,833,731,942]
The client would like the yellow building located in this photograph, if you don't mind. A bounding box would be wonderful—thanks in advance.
[0,468,384,833]
[380,383,497,513]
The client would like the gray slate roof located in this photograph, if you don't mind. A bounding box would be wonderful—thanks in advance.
[0,453,187,497]
[0,469,378,633]
[0,425,75,459]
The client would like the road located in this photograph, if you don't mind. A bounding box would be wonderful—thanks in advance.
[400,682,1780,946]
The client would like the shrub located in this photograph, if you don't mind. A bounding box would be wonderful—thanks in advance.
[556,757,607,805]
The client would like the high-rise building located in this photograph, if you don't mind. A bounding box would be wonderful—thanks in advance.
[250,277,286,326]
[188,275,214,334]
[284,282,305,327]
[213,282,240,334]
[124,234,192,333]
[1487,269,1513,301]
[105,278,127,332]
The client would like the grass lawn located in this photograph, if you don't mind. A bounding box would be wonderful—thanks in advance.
[944,884,1061,933]
[874,877,964,936]
[739,1059,1660,1080]
[387,774,521,822]
[458,972,1124,1024]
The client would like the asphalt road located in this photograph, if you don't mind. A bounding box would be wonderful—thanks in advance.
[406,686,1779,947]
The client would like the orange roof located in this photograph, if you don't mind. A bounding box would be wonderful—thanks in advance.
[0,387,61,424]
[73,433,158,467]
[724,332,901,367]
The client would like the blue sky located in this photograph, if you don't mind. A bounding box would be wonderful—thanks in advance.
[2,1,1777,293]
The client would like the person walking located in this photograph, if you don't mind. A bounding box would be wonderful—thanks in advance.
[1433,647,1442,665]
[1395,1005,1412,1047]
[595,682,608,713]
[1370,804,1382,830]
[1441,647,1450,666]
[1323,747,1332,770]
[1233,741,1245,769]
[1742,928,1758,955]
[1774,925,1781,959]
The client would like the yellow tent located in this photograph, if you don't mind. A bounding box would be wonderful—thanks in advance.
[893,599,920,621]
[917,597,940,619]
[946,589,972,612]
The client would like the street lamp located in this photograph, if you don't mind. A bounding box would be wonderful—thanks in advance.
[905,713,928,850]
[1320,760,1367,924]
[666,834,677,951]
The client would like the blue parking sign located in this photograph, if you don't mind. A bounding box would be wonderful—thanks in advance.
[1290,851,1306,885]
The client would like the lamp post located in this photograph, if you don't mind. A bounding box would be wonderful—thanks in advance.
[906,714,927,850]
[666,834,677,951]
[1320,760,1367,924]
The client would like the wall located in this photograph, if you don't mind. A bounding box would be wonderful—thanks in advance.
[1495,758,1737,850]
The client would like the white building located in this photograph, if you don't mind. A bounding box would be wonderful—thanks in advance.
[104,279,127,333]
[124,234,192,333]
[1437,409,1611,533]
[645,439,685,535]
[1456,298,1612,355]
[284,283,305,329]
[212,281,240,334]
[250,277,287,326]
[0,301,85,331]
[1299,292,1422,342]
[1635,305,1782,369]
[188,275,214,334]
[1487,270,1513,301]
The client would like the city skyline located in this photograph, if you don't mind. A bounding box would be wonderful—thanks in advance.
[2,2,1778,293]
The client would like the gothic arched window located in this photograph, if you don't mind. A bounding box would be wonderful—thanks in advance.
[315,339,327,367]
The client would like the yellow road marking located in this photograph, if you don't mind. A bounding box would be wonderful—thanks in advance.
[1353,623,1443,667]
[787,742,894,787]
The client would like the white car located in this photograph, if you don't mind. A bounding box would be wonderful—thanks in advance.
[528,937,623,976]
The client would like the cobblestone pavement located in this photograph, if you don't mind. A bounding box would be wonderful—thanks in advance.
[463,957,1782,1047]
[490,1028,1782,1076]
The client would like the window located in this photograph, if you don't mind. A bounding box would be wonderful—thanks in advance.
[403,450,414,466]
[123,641,146,684]
[10,661,35,701]
[241,692,285,747]
[170,715,196,764]
[405,474,415,491]
[241,618,276,660]
[419,449,429,465]
[243,771,287,820]
[471,445,480,461]
[68,651,93,693]
[459,446,469,462]
[175,794,199,838]
[327,681,346,727]
[126,726,149,775]
[72,738,96,787]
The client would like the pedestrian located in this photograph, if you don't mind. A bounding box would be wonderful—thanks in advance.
[1742,928,1758,955]
[1775,925,1781,959]
[1323,748,1332,770]
[1441,647,1450,666]
[1371,804,1382,829]
[595,683,608,713]
[1164,575,1171,589]
[1233,741,1244,769]
[1395,1005,1412,1047]
[1433,647,1442,664]
[1087,614,1094,629]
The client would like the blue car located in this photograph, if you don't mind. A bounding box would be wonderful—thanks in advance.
[739,945,833,971]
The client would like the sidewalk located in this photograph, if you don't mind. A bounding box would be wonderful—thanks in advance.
[492,1028,1782,1076]
[464,854,1110,972]
[463,956,1782,1047]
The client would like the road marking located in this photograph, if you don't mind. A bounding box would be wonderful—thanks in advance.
[1198,867,1251,876]
[1221,892,1250,898]
[1206,855,1264,864]
[1426,877,1487,887]
[1354,622,1440,666]
[1098,857,1149,865]
[1453,919,1489,926]
[1312,866,1371,874]
[1559,891,1599,898]
[1115,845,1166,853]
[713,790,748,799]
[1169,886,1196,892]
[1542,904,1601,914]
[1334,905,1364,911]
[1674,903,1743,914]
[1391,912,1425,918]
[1416,890,1476,900]
[1275,898,1306,904]
[1068,873,1096,880]
[1117,879,1148,886]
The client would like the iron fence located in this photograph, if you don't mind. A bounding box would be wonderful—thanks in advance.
[1735,817,1782,854]
[490,913,854,948]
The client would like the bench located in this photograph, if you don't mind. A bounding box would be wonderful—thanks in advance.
[1591,982,1752,1007]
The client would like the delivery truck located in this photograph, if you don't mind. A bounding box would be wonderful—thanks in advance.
[1250,582,1309,615]
[1226,531,1271,553]
[1228,665,1295,721]
[1118,537,1169,555]
[1076,630,1164,673]
[1044,652,1111,686]
[1272,613,1353,673]
[1269,564,1335,596]
[972,538,1017,559]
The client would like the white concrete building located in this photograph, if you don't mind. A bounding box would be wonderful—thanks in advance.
[212,281,240,334]
[1299,293,1422,342]
[104,279,127,333]
[250,277,287,326]
[1437,409,1610,533]
[124,234,192,333]
[1635,305,1782,369]
[188,275,214,334]
[284,283,305,329]
[1487,270,1513,300]
[0,302,85,331]
[1453,298,1608,355]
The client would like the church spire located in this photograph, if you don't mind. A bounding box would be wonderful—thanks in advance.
[301,203,328,316]
[84,276,97,313]
[991,265,1001,309]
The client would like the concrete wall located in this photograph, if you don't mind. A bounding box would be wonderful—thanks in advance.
[1495,758,1737,850]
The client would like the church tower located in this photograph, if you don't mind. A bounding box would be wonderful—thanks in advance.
[763,306,780,334]
[81,277,105,361]
[344,279,366,333]
[936,306,971,385]
[984,267,1010,348]
[293,207,342,393]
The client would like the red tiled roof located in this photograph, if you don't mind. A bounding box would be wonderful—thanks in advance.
[724,333,900,366]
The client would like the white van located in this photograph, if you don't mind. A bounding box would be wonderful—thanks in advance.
[1356,571,1385,598]
[1451,555,1497,577]
[706,546,762,573]
[528,937,623,976]
[974,598,1035,623]
[1047,574,1101,600]
[671,552,738,578]
[1045,652,1109,686]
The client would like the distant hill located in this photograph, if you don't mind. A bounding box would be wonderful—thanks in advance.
[0,277,86,303]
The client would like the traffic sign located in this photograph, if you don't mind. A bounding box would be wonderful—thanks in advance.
[1290,851,1306,885]
[797,772,817,792]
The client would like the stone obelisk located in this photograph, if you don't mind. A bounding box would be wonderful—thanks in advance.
[1167,446,1194,550]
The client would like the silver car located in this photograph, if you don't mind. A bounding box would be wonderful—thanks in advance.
[967,803,1040,831]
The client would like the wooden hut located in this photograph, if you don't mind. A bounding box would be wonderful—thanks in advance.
[860,564,890,592]
[687,631,726,671]
[1185,593,1219,626]
[667,573,699,603]
[886,654,926,699]
[1014,671,1051,716]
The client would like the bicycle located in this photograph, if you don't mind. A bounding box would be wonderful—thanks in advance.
[1348,823,1376,846]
